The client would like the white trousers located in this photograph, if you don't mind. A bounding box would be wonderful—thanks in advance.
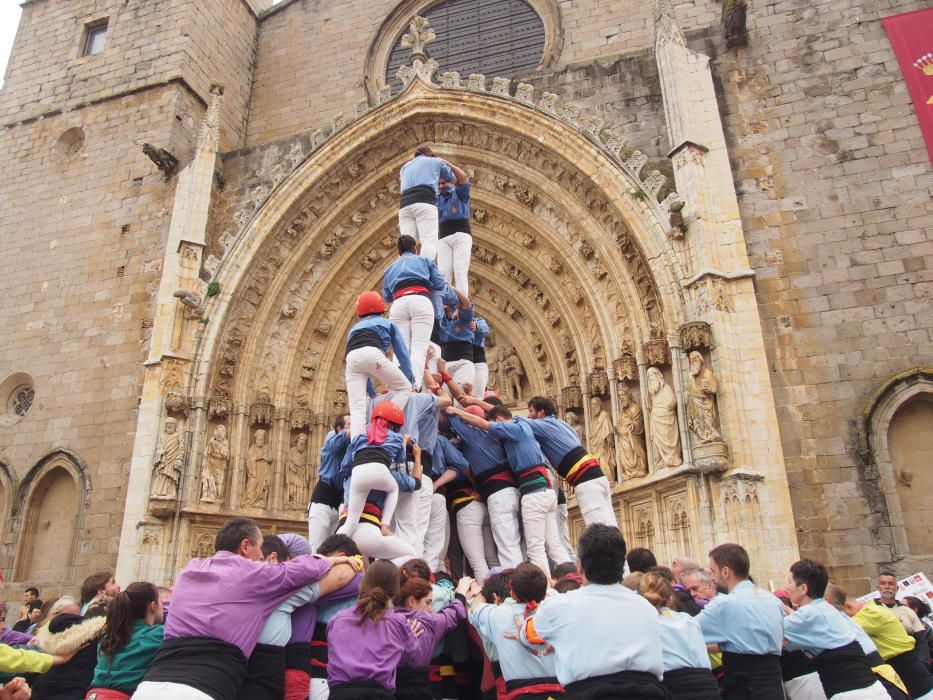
[413,475,434,556]
[473,361,489,398]
[393,489,420,552]
[521,489,568,575]
[310,677,330,700]
[456,501,494,581]
[485,487,524,568]
[308,502,339,552]
[829,681,889,700]
[399,202,439,261]
[446,358,475,396]
[437,232,472,293]
[345,346,411,438]
[388,294,434,390]
[132,682,213,700]
[575,476,618,527]
[350,522,416,565]
[556,501,576,562]
[337,463,398,538]
[783,672,827,700]
[423,492,450,571]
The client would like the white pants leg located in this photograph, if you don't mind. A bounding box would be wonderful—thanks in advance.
[336,463,398,538]
[308,501,339,552]
[132,682,214,700]
[423,492,449,571]
[473,362,489,398]
[399,204,418,239]
[437,236,455,285]
[574,476,618,527]
[521,489,566,575]
[351,523,416,565]
[456,501,491,581]
[556,500,576,562]
[345,346,412,438]
[482,516,500,569]
[485,487,524,568]
[829,681,890,700]
[446,359,476,394]
[413,202,439,261]
[449,231,472,294]
[388,294,434,390]
[393,490,420,551]
[413,475,434,557]
[310,677,330,700]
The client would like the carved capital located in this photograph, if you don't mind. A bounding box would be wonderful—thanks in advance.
[250,402,274,426]
[613,355,639,383]
[562,385,583,409]
[290,408,313,430]
[208,392,231,420]
[587,369,609,397]
[679,321,713,351]
[642,339,671,367]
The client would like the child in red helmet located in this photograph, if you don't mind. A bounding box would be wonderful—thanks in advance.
[335,402,421,564]
[345,291,414,439]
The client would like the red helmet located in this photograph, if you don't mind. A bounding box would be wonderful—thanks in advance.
[372,401,405,426]
[356,291,385,316]
[464,405,486,418]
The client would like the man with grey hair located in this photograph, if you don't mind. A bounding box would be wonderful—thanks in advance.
[683,568,718,608]
[671,557,703,615]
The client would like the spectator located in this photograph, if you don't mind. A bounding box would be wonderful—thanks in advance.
[80,574,120,617]
[626,547,657,574]
[11,604,41,634]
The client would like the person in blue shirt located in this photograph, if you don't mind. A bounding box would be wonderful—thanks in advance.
[345,290,413,439]
[784,559,889,700]
[383,235,448,392]
[308,414,351,552]
[436,162,472,294]
[446,403,569,577]
[697,543,785,700]
[445,408,523,569]
[470,315,490,398]
[438,297,475,394]
[398,145,455,262]
[638,572,719,700]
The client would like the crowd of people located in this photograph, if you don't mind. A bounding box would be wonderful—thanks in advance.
[2,149,933,700]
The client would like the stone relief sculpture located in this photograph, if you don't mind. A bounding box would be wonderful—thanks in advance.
[565,411,585,444]
[151,417,184,500]
[286,434,309,508]
[617,387,648,479]
[244,429,272,507]
[200,425,229,504]
[646,367,683,468]
[502,351,524,404]
[589,397,617,483]
[686,351,722,443]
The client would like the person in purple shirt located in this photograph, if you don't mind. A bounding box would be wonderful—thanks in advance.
[132,517,361,700]
[326,561,424,699]
[393,571,471,700]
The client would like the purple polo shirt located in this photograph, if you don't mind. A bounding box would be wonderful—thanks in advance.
[397,599,466,668]
[165,550,331,658]
[288,572,362,645]
[326,608,415,690]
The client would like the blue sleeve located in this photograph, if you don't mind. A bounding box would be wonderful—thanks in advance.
[382,273,393,303]
[459,305,474,325]
[391,470,419,492]
[477,317,489,335]
[366,379,376,398]
[697,597,728,645]
[455,183,470,202]
[428,260,447,291]
[394,434,408,464]
[388,320,415,383]
[486,421,520,442]
[441,440,470,474]
[339,441,356,482]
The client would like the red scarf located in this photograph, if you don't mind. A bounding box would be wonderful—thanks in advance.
[366,416,391,445]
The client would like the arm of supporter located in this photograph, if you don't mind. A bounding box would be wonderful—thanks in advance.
[388,321,415,382]
[486,420,521,441]
[0,629,34,647]
[449,163,469,185]
[0,643,54,675]
[696,596,729,644]
[423,596,467,641]
[459,396,494,412]
[382,275,393,303]
[428,260,447,291]
[314,562,363,600]
[476,316,488,336]
[520,601,554,650]
[318,572,362,605]
[781,608,814,651]
[366,378,376,398]
[432,468,459,491]
[446,405,490,431]
[468,599,495,643]
[269,554,334,592]
[391,469,420,492]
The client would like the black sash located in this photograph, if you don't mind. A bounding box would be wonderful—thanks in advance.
[719,652,784,700]
[142,637,248,700]
[236,643,285,700]
[400,185,436,208]
[564,670,670,699]
[661,667,720,700]
[473,346,487,363]
[887,647,933,697]
[353,447,392,468]
[441,340,473,362]
[329,680,395,700]
[439,218,472,238]
[392,277,432,297]
[814,640,878,696]
[781,649,816,681]
[310,622,328,679]
[284,641,312,674]
[347,329,383,355]
[394,666,432,700]
[310,479,342,508]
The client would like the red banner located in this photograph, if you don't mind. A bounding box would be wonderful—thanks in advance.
[882,8,933,164]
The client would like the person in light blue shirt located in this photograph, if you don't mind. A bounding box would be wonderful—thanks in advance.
[438,296,475,391]
[399,145,455,262]
[697,543,785,700]
[345,291,413,439]
[383,236,448,391]
[638,571,719,700]
[470,563,564,698]
[436,162,472,294]
[784,559,889,699]
[308,415,351,552]
[521,524,666,697]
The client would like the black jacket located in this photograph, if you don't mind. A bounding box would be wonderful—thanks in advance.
[31,613,104,700]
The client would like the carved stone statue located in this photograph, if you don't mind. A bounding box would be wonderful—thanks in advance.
[200,425,229,503]
[565,411,585,444]
[501,351,523,403]
[617,388,648,479]
[686,351,722,443]
[646,367,683,468]
[151,417,184,499]
[286,434,309,508]
[589,397,617,483]
[244,429,272,507]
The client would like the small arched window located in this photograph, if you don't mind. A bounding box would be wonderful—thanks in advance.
[386,0,546,90]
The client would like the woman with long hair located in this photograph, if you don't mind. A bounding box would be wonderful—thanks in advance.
[325,560,419,699]
[84,582,164,700]
[393,570,470,700]
[639,572,720,700]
